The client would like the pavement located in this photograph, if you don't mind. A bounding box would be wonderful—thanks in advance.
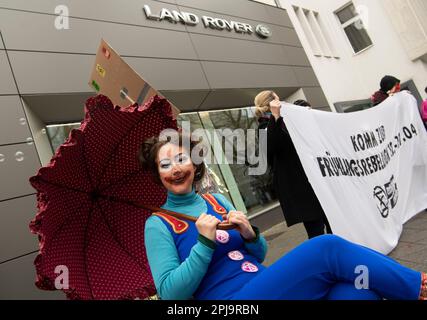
[261,210,427,273]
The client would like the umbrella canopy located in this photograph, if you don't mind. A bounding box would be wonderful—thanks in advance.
[29,94,178,299]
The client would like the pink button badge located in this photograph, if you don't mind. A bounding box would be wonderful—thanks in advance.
[216,230,230,244]
[241,261,259,273]
[228,250,244,261]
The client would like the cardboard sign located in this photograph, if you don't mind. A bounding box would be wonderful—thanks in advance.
[89,39,180,118]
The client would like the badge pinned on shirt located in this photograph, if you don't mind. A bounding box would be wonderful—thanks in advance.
[228,250,244,261]
[241,261,258,273]
[216,230,230,244]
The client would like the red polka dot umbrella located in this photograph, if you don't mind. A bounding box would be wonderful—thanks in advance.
[29,94,178,300]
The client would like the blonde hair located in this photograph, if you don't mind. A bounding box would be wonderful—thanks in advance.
[254,90,276,118]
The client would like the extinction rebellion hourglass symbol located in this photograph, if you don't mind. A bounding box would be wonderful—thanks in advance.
[373,175,399,218]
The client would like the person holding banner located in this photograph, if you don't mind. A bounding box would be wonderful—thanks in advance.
[255,91,332,239]
[141,133,427,300]
[371,75,401,106]
[422,87,427,130]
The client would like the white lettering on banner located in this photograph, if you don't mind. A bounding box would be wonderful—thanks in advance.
[282,91,427,254]
[316,124,419,178]
[143,5,269,38]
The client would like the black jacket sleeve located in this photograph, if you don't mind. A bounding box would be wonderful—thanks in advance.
[267,116,290,168]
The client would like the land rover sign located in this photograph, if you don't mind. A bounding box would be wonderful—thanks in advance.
[143,5,272,39]
[255,24,272,38]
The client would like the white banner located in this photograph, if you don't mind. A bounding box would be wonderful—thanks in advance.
[282,92,427,254]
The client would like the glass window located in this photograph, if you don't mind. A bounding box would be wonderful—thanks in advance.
[46,122,81,153]
[206,107,277,216]
[336,3,373,53]
[343,22,372,53]
[177,113,232,203]
[334,100,372,113]
[336,3,357,24]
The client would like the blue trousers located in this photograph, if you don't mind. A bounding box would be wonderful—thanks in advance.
[231,235,422,300]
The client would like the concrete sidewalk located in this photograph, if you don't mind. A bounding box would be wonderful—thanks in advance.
[261,210,427,273]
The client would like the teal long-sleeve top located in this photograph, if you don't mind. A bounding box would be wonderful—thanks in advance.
[144,190,268,300]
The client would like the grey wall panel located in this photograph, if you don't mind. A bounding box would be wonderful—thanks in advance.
[0,195,38,263]
[263,4,293,28]
[0,0,186,32]
[0,253,65,299]
[0,143,40,201]
[176,0,286,26]
[282,46,311,66]
[267,24,301,47]
[199,89,257,110]
[22,98,55,166]
[8,52,93,94]
[293,67,320,87]
[0,50,17,94]
[0,10,197,59]
[10,51,208,94]
[0,0,71,12]
[173,6,297,46]
[3,0,285,29]
[0,96,32,145]
[201,61,299,89]
[303,87,330,108]
[125,57,209,91]
[159,0,177,3]
[190,34,289,65]
[160,89,209,112]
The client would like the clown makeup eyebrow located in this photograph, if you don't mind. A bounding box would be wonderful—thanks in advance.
[158,158,172,168]
[158,151,191,171]
[159,158,171,164]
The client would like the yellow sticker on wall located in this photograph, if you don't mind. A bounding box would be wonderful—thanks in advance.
[96,64,106,78]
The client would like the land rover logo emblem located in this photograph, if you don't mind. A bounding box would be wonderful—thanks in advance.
[255,24,272,38]
[143,4,272,39]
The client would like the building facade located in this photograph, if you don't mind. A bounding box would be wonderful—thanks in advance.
[0,0,328,299]
[278,0,427,112]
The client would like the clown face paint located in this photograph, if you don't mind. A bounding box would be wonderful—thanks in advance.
[157,143,196,195]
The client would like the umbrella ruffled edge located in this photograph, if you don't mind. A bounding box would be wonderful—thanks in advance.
[29,125,87,294]
[28,94,176,299]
